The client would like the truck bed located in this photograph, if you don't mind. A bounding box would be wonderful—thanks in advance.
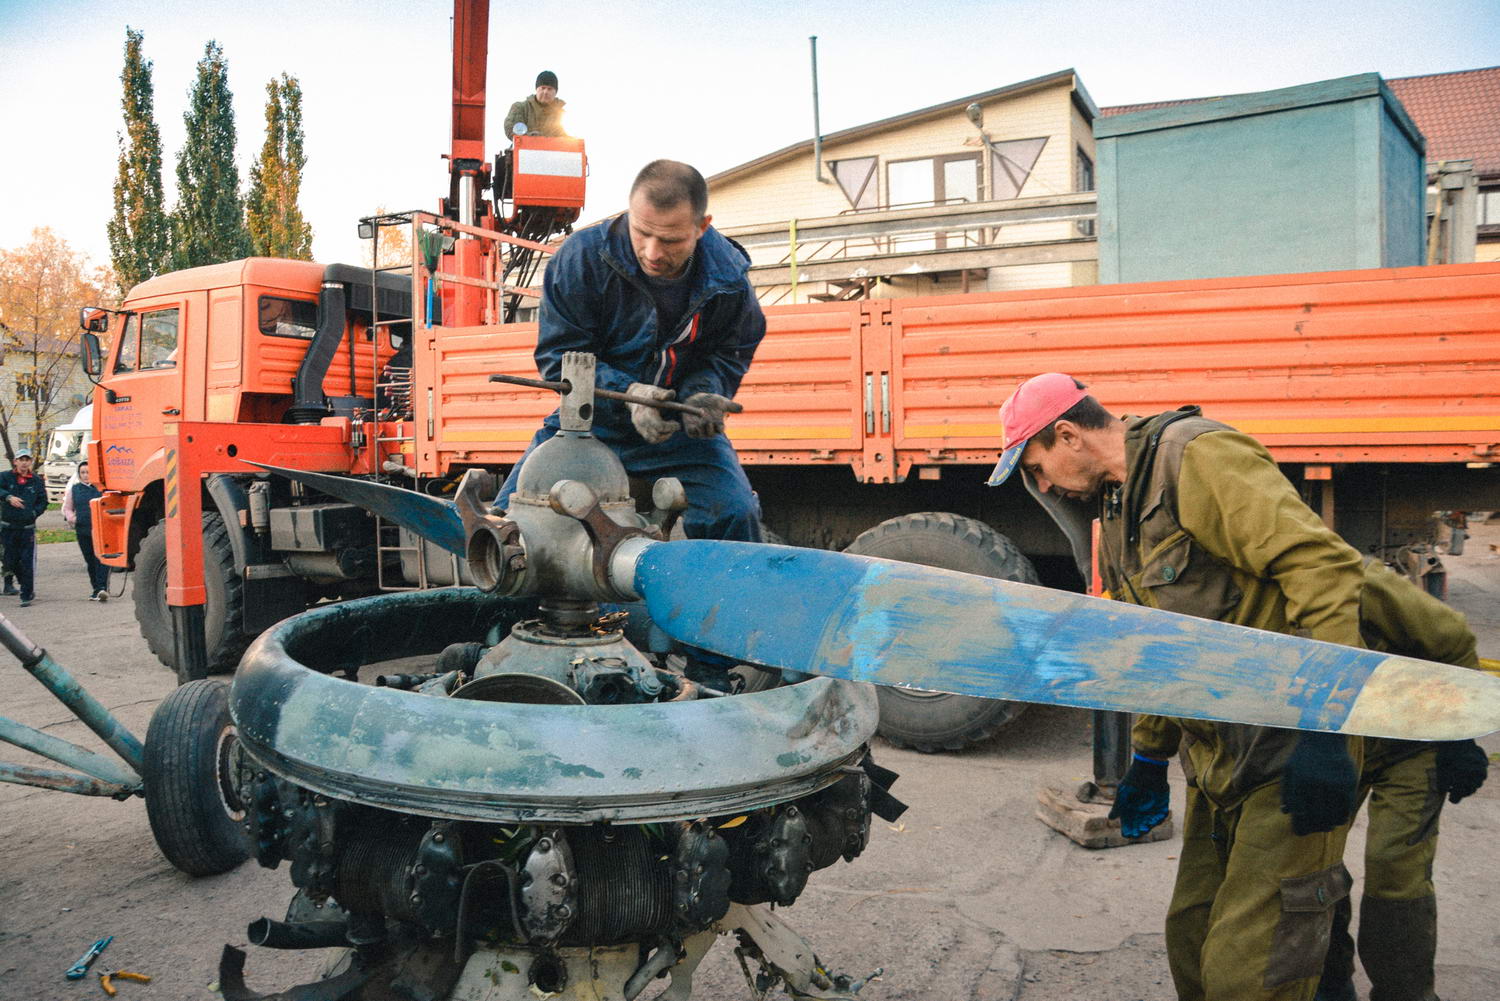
[414,262,1500,480]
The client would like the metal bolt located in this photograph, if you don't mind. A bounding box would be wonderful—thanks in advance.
[551,873,568,887]
[537,838,553,852]
[415,864,428,876]
[410,894,422,904]
[433,832,446,843]
[508,553,527,571]
[556,905,572,919]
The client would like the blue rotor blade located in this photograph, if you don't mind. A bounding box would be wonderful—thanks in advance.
[247,464,467,556]
[634,541,1500,741]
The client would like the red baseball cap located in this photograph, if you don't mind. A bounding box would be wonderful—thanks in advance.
[986,373,1089,486]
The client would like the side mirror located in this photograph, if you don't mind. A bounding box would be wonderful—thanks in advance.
[79,307,110,333]
[80,332,103,378]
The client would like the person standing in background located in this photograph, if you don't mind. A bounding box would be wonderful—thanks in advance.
[63,459,110,601]
[0,448,50,607]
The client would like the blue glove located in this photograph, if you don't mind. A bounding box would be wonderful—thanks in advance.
[1109,753,1171,838]
[1280,731,1358,836]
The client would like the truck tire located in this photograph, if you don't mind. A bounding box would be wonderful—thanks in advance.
[135,513,249,677]
[142,679,251,876]
[844,512,1038,752]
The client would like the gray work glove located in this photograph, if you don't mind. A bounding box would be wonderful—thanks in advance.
[681,392,733,439]
[626,383,680,444]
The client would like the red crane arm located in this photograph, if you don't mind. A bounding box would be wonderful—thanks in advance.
[451,0,489,163]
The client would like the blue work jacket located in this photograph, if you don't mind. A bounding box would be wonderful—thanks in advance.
[0,471,48,528]
[534,213,766,432]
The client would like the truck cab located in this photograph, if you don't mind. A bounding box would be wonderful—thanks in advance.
[79,258,411,676]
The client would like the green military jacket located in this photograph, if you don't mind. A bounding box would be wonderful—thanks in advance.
[504,95,568,139]
[1108,409,1366,808]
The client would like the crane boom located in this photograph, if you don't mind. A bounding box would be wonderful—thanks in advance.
[451,0,489,164]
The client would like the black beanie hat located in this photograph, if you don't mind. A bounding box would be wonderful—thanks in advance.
[536,70,558,89]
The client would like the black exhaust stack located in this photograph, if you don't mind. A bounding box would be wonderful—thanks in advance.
[286,272,348,425]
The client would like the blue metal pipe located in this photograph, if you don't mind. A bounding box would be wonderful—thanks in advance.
[0,715,143,789]
[0,614,145,774]
[0,761,136,799]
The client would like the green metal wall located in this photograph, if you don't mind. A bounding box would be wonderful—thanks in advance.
[1097,74,1426,283]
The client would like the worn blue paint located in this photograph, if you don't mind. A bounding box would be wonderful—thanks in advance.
[19,650,145,775]
[230,587,880,823]
[249,463,468,556]
[0,714,143,790]
[634,541,1500,740]
[0,761,137,798]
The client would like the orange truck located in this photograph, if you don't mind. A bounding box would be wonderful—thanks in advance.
[77,247,1500,750]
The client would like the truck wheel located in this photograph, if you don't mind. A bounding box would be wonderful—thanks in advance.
[135,513,249,677]
[844,512,1038,752]
[142,679,251,876]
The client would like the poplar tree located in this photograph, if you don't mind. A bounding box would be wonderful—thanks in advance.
[170,40,250,269]
[106,27,169,294]
[246,74,314,259]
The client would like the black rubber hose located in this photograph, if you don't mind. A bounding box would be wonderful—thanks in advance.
[247,917,351,950]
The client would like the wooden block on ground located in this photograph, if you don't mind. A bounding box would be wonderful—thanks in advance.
[1035,784,1175,849]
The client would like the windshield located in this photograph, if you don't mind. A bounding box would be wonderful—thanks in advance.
[47,429,85,461]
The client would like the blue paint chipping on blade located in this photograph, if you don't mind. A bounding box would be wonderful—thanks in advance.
[633,541,1500,740]
[248,463,467,556]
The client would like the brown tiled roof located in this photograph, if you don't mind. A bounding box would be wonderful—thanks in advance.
[1102,67,1500,180]
[1387,67,1500,179]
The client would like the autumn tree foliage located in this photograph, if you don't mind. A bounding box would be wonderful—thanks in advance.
[0,230,115,459]
[247,74,314,259]
[107,27,170,295]
[171,41,250,269]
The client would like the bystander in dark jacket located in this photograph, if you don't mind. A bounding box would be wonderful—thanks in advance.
[0,448,50,605]
[63,460,109,600]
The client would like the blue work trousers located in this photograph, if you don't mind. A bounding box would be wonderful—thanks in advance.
[76,528,110,594]
[2,526,36,601]
[497,426,763,542]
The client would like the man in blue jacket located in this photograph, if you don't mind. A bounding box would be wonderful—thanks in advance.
[498,159,767,545]
[0,447,50,606]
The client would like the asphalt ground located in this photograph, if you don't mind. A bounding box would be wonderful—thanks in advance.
[1,523,1497,1000]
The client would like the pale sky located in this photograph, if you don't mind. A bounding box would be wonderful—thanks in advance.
[2,0,1497,273]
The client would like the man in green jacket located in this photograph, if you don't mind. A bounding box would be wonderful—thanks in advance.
[504,70,567,140]
[990,372,1365,1001]
[1315,559,1488,1001]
